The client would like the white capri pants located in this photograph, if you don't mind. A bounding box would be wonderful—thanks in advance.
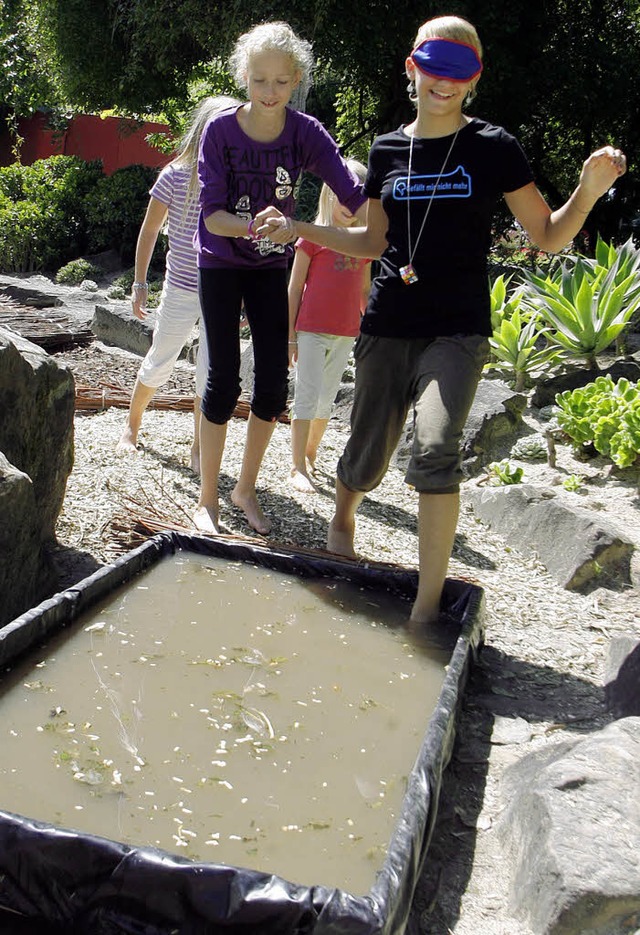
[292,331,355,421]
[137,281,208,397]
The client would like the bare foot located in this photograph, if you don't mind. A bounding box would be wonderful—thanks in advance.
[231,486,272,535]
[289,467,317,494]
[327,519,356,558]
[115,427,140,456]
[190,447,201,476]
[193,505,220,535]
[305,455,317,476]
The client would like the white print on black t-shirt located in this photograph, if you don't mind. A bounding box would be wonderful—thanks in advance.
[393,165,471,200]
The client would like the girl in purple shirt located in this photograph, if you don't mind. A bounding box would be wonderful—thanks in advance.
[193,21,365,536]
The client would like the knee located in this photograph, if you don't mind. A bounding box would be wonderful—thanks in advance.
[201,385,240,424]
[251,387,288,422]
[406,445,462,493]
[251,373,288,422]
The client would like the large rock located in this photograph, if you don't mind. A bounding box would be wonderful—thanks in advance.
[0,327,74,541]
[0,453,56,625]
[91,303,161,357]
[466,483,634,591]
[498,717,640,935]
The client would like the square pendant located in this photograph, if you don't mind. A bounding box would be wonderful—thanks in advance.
[400,263,418,285]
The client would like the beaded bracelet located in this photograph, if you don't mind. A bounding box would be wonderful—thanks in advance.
[132,282,149,290]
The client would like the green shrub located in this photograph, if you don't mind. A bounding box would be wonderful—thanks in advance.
[555,375,640,468]
[56,258,102,285]
[84,164,158,263]
[0,156,104,272]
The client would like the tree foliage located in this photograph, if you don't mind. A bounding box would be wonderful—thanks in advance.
[0,0,62,151]
[3,0,639,240]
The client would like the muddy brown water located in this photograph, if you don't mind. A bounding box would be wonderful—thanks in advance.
[0,553,450,895]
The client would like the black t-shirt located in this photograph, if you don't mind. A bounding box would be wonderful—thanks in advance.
[362,117,534,338]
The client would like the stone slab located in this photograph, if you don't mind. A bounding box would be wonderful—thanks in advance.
[466,483,634,591]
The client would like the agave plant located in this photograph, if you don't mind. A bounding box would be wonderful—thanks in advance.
[487,281,563,391]
[522,237,640,369]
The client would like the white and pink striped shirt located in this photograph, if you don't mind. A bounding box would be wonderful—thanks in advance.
[150,162,199,292]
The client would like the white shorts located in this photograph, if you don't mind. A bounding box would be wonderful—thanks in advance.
[292,331,355,421]
[137,281,208,397]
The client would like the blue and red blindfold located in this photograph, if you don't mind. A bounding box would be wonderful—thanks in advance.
[411,37,483,83]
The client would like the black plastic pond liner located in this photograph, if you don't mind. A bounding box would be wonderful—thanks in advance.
[0,532,485,935]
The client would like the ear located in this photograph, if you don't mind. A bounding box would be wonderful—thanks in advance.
[405,56,416,80]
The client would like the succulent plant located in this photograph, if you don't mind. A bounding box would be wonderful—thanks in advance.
[511,434,548,461]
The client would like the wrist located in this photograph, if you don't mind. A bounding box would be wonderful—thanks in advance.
[247,218,260,240]
[568,191,593,215]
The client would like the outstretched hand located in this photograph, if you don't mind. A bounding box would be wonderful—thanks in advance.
[578,146,627,204]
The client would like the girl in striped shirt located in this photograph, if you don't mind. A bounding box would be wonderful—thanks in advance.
[116,94,239,473]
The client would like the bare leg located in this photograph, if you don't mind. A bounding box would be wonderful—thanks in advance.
[410,491,460,624]
[327,476,365,558]
[290,418,316,493]
[231,413,276,535]
[193,416,227,534]
[306,418,329,473]
[116,379,156,454]
[191,395,202,475]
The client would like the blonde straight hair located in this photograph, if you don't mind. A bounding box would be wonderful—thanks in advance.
[172,94,240,210]
[315,159,367,226]
[413,15,483,58]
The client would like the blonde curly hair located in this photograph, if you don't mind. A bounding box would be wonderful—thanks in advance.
[229,22,314,109]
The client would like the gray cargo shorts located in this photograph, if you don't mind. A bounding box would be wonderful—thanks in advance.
[337,332,490,495]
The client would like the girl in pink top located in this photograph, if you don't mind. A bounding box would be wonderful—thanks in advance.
[288,160,370,492]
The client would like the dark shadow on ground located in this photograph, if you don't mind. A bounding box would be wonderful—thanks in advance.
[139,444,499,572]
[408,643,609,934]
[46,542,104,592]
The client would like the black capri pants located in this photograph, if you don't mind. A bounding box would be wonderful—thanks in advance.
[198,267,289,424]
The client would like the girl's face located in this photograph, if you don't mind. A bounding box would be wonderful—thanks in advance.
[245,51,301,114]
[331,200,358,228]
[406,56,476,118]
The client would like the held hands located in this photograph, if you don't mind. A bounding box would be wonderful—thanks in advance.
[253,206,298,245]
[573,146,627,212]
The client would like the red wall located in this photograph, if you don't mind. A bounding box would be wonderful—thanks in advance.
[0,111,172,175]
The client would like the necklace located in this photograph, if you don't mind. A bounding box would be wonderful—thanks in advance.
[400,123,462,285]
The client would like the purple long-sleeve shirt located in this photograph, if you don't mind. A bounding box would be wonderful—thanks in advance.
[196,105,365,269]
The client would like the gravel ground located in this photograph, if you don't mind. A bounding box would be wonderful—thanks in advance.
[49,341,640,935]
